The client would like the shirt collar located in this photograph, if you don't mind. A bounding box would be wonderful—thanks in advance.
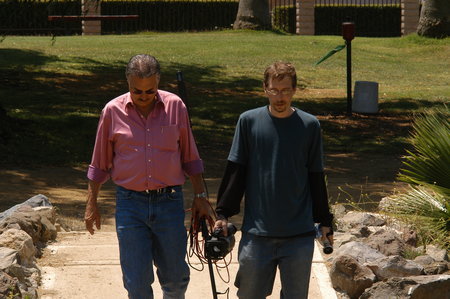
[125,91,166,110]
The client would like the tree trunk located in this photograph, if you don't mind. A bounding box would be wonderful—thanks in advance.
[233,0,271,30]
[417,0,450,38]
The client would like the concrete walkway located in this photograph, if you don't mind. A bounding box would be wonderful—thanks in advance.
[38,228,337,299]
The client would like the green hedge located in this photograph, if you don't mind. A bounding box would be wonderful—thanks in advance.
[101,1,238,33]
[0,0,238,35]
[273,5,401,37]
[0,1,81,35]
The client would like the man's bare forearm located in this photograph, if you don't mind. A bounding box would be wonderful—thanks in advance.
[87,180,102,203]
[189,173,205,195]
[85,180,102,234]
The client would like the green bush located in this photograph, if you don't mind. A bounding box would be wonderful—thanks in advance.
[272,5,296,34]
[382,106,450,250]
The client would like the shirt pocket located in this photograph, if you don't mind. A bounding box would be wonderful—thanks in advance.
[154,125,179,151]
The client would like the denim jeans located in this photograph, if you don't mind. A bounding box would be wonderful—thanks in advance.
[115,186,189,299]
[235,232,315,299]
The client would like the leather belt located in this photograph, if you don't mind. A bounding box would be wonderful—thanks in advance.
[138,185,179,195]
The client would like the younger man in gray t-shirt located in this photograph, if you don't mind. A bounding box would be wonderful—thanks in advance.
[214,61,333,299]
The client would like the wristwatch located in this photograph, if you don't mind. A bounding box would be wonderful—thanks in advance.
[194,192,207,198]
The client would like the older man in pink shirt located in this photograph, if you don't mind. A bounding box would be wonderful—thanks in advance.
[84,54,210,299]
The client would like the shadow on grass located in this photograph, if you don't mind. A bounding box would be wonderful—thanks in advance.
[1,48,446,175]
[3,49,447,225]
[0,49,264,175]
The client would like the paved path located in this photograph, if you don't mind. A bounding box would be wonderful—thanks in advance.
[38,228,337,299]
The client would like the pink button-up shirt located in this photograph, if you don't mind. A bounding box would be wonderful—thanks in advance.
[87,90,204,191]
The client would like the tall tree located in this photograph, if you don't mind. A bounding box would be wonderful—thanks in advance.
[233,0,271,30]
[417,0,450,38]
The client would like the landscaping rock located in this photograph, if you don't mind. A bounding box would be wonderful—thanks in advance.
[330,255,376,299]
[0,208,43,244]
[33,206,56,223]
[337,211,386,231]
[0,194,51,223]
[0,229,36,267]
[5,263,39,298]
[334,241,386,264]
[426,245,449,262]
[0,195,55,299]
[348,226,372,238]
[332,232,357,249]
[402,229,418,247]
[0,247,17,270]
[0,270,20,298]
[39,216,57,242]
[359,275,450,299]
[423,262,449,275]
[332,204,347,219]
[414,255,435,266]
[365,255,424,280]
[365,228,406,256]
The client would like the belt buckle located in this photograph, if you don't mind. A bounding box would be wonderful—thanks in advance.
[145,190,150,194]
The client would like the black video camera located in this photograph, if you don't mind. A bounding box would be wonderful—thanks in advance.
[205,223,237,260]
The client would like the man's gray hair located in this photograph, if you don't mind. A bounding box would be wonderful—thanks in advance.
[125,54,160,79]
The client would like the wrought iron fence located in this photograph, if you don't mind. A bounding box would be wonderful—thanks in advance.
[101,1,238,33]
[315,0,401,36]
[0,0,238,35]
[1,0,401,36]
[270,0,401,36]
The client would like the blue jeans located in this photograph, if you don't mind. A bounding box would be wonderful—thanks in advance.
[235,232,315,299]
[115,186,189,299]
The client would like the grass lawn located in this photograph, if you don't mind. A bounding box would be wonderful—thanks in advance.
[0,31,449,176]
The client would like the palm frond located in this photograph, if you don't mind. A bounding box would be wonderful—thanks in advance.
[381,186,450,250]
[398,105,450,196]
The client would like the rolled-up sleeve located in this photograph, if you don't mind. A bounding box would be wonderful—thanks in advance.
[87,108,113,184]
[178,104,204,176]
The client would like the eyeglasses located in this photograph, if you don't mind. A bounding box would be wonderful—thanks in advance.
[265,88,294,96]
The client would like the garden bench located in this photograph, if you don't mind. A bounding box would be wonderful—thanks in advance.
[47,15,139,22]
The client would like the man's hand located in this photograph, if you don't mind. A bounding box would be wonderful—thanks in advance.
[320,225,333,246]
[213,217,228,236]
[85,201,101,235]
[191,195,214,230]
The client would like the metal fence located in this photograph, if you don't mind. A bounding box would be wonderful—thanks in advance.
[270,0,402,36]
[314,0,401,36]
[0,0,238,35]
[101,0,238,33]
[1,0,401,36]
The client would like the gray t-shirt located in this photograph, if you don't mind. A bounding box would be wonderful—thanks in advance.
[228,106,324,237]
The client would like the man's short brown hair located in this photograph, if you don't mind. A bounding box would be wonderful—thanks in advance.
[263,62,297,89]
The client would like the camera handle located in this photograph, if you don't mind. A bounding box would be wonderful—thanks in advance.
[200,218,219,299]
